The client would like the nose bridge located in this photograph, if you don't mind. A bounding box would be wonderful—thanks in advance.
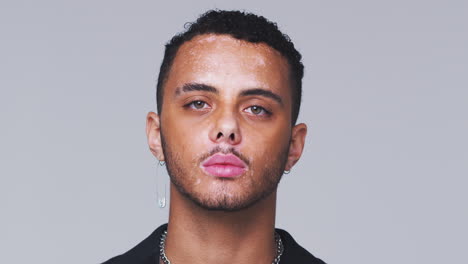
[210,103,241,144]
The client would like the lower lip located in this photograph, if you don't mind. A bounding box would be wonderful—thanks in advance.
[202,165,246,178]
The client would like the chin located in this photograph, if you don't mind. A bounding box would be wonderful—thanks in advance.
[175,179,277,212]
[187,193,262,212]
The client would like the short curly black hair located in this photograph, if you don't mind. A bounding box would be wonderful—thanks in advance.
[156,10,304,125]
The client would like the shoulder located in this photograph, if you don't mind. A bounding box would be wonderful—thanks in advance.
[101,224,166,264]
[276,228,326,264]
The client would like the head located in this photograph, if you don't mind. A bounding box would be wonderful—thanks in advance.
[147,10,307,211]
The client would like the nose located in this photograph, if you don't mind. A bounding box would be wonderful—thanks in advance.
[209,108,242,145]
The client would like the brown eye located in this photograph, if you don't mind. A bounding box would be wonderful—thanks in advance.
[191,100,206,109]
[245,105,270,116]
[251,106,263,115]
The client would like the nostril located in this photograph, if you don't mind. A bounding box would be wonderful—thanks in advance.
[217,132,223,139]
[229,133,235,141]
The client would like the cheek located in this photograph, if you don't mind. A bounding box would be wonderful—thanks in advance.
[242,122,291,158]
[162,115,210,156]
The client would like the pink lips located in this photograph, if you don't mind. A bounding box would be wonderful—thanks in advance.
[201,153,247,178]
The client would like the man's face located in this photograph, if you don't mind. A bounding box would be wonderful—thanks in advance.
[151,34,305,211]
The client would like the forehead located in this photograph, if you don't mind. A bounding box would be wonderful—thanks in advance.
[166,34,291,94]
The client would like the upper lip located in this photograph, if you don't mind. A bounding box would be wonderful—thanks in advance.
[201,153,247,168]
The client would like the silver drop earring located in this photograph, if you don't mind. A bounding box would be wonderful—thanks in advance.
[156,160,167,208]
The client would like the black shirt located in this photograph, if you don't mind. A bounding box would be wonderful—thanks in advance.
[102,224,325,264]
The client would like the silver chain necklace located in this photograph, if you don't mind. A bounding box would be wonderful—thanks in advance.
[159,230,284,264]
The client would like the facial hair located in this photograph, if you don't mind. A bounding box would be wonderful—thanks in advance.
[160,129,290,212]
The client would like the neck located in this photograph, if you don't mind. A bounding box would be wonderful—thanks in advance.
[163,184,277,264]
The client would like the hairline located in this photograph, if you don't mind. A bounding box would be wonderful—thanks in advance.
[157,33,298,125]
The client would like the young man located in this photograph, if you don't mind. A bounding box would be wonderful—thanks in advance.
[104,10,325,264]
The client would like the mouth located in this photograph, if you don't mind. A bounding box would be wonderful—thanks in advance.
[201,153,247,178]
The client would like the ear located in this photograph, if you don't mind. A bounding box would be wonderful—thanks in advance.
[146,112,165,161]
[284,123,307,171]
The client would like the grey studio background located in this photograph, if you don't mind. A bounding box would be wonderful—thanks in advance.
[1,0,467,263]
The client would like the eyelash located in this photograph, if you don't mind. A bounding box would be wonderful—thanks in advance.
[183,100,272,117]
[244,105,271,116]
[184,100,210,110]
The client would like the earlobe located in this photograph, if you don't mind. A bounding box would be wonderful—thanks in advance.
[285,123,307,171]
[146,112,165,161]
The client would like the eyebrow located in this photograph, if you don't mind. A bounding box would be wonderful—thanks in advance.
[175,83,218,96]
[240,88,283,105]
[175,82,283,105]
